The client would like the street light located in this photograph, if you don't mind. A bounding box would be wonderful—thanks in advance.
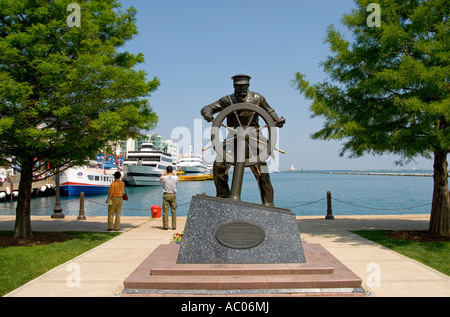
[51,168,64,218]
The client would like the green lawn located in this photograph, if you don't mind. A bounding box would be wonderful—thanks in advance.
[352,230,450,276]
[0,231,120,296]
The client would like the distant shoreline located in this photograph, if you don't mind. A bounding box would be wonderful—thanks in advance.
[274,170,442,177]
[305,171,435,177]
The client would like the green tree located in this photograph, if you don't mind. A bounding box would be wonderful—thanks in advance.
[294,0,449,235]
[0,0,159,237]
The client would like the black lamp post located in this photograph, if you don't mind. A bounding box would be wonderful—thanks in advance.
[51,168,65,218]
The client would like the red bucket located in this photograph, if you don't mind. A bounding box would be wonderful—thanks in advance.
[151,205,161,218]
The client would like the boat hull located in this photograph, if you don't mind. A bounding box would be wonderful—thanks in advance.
[122,176,161,186]
[60,183,110,196]
[122,165,163,186]
[177,166,207,174]
[178,174,213,181]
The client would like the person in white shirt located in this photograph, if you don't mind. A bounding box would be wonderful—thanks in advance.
[159,166,179,230]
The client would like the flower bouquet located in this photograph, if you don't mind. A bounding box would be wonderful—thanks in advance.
[171,230,184,243]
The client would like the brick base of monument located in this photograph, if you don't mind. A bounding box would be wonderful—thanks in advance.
[122,242,364,297]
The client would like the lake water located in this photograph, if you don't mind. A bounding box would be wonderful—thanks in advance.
[0,171,435,218]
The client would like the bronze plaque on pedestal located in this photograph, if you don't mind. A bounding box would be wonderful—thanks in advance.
[215,221,265,249]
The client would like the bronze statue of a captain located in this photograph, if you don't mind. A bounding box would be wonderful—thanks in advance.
[201,74,285,206]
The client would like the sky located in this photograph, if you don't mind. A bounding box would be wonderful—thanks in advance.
[117,0,434,171]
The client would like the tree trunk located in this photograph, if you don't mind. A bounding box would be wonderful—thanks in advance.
[14,160,34,238]
[429,150,450,236]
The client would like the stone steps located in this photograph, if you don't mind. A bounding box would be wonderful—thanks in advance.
[122,243,364,296]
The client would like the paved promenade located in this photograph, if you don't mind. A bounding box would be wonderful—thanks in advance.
[1,214,449,297]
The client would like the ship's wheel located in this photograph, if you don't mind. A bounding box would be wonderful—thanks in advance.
[210,103,279,202]
[210,103,278,167]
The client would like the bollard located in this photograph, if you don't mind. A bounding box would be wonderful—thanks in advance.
[325,191,334,220]
[77,192,86,220]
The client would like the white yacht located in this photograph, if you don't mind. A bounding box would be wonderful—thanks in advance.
[122,143,175,186]
[177,147,207,174]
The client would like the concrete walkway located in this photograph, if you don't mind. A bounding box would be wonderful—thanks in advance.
[1,214,449,297]
[297,215,450,297]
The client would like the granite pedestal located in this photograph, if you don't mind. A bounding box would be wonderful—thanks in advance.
[122,194,364,296]
[122,242,364,296]
[176,194,305,264]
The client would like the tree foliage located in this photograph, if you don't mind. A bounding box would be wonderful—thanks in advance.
[0,0,159,237]
[294,0,449,235]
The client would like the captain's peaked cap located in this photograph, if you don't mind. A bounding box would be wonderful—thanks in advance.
[231,74,251,84]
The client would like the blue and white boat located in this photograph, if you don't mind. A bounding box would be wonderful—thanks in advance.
[59,163,118,196]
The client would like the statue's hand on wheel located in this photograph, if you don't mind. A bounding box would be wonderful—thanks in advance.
[275,116,285,128]
[203,114,214,122]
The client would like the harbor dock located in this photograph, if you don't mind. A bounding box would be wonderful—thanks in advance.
[0,175,56,200]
